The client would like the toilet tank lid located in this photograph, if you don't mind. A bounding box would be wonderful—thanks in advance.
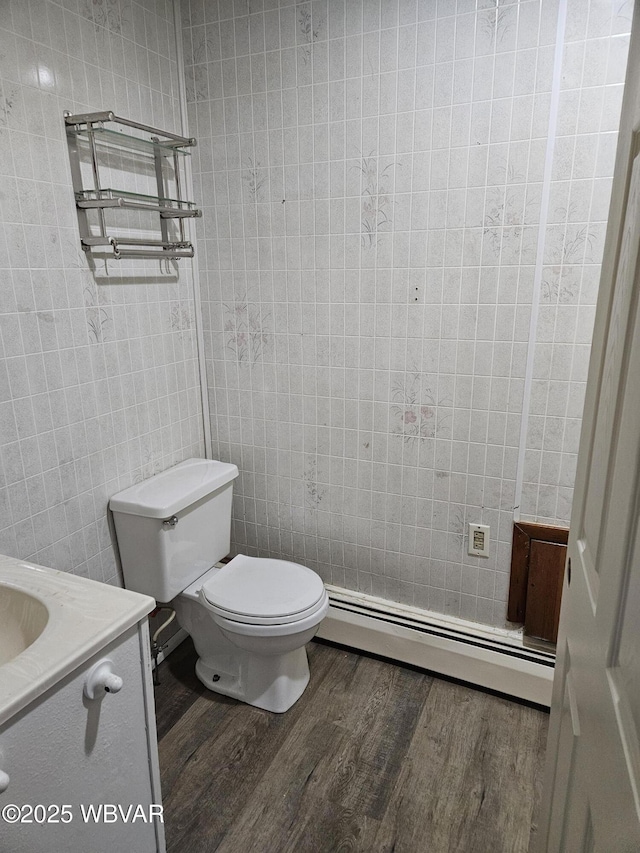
[109,458,239,519]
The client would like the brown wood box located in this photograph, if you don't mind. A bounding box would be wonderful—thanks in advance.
[507,522,568,644]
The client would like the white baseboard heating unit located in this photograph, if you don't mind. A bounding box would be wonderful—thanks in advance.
[317,586,554,707]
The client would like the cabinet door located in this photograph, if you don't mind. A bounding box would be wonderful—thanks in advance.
[507,522,568,643]
[525,540,566,643]
[0,624,165,853]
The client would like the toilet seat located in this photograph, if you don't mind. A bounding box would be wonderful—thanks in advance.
[199,554,327,626]
[211,594,329,638]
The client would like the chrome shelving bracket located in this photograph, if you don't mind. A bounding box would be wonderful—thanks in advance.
[64,110,200,262]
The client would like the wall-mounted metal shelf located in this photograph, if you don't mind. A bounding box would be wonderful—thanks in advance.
[75,188,199,217]
[67,126,193,157]
[64,110,201,262]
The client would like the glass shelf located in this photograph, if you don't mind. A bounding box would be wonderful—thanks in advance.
[65,109,199,261]
[76,188,198,215]
[68,126,191,156]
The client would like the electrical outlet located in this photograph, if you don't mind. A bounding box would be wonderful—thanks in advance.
[468,523,490,557]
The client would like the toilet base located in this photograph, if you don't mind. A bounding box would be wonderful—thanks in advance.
[195,646,310,713]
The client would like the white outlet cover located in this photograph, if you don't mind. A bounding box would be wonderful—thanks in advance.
[468,523,490,557]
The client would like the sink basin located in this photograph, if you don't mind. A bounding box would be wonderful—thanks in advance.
[0,555,154,728]
[0,585,49,667]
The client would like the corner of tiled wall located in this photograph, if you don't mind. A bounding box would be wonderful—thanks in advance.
[182,0,630,629]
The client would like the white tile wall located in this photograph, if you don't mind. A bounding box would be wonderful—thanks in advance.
[0,0,629,623]
[184,0,630,628]
[0,0,204,584]
[520,0,631,525]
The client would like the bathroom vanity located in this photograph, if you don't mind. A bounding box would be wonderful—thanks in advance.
[0,555,165,853]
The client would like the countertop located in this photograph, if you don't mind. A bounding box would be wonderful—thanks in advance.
[0,554,155,727]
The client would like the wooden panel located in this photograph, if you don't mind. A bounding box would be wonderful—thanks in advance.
[525,541,567,643]
[508,523,532,622]
[516,523,569,546]
[508,522,569,642]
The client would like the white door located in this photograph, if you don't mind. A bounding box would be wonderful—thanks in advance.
[535,5,640,852]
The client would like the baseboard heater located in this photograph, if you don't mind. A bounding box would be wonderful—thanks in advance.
[317,586,554,707]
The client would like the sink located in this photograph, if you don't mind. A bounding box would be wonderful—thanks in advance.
[0,555,154,727]
[0,555,162,853]
[0,585,49,667]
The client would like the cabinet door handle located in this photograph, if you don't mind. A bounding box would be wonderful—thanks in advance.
[567,557,572,587]
[84,659,124,700]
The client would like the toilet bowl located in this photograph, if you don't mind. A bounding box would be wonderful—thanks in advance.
[175,556,329,712]
[110,458,329,713]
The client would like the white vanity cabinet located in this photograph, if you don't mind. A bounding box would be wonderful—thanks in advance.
[0,556,165,853]
[0,622,164,853]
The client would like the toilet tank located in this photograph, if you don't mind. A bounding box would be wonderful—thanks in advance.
[110,458,239,603]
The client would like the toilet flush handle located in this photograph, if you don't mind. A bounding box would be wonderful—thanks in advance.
[162,515,178,528]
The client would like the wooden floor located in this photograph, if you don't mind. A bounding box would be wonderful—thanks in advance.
[155,639,549,853]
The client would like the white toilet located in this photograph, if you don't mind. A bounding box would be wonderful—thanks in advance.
[110,458,329,713]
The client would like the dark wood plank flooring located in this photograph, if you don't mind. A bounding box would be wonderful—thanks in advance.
[155,639,548,853]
